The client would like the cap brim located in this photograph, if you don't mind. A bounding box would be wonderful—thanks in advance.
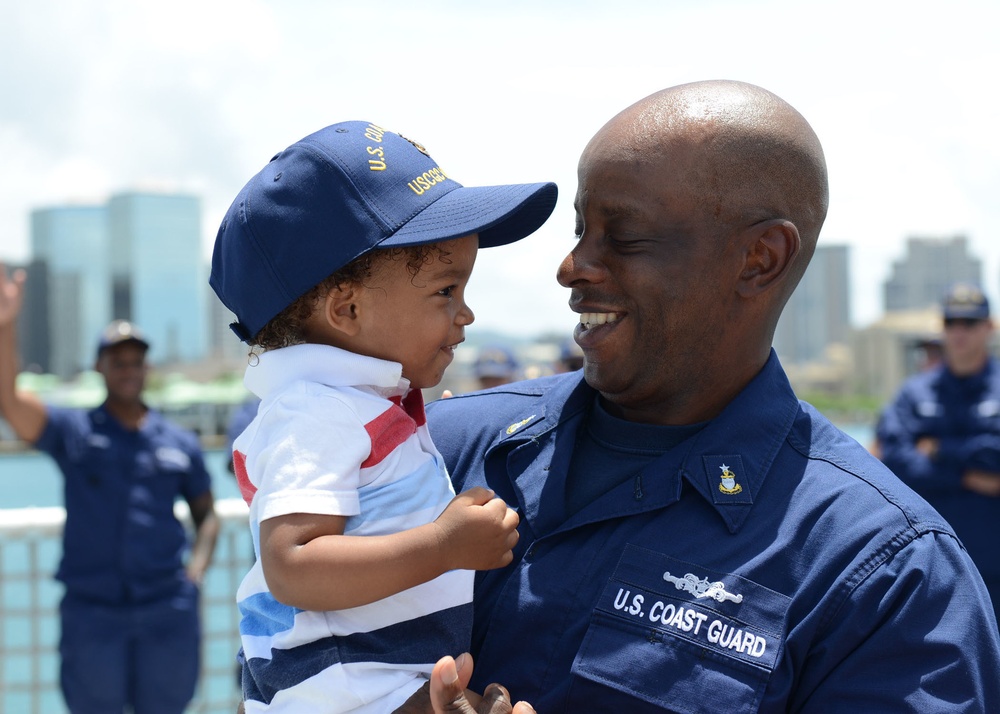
[379,182,557,250]
[944,310,989,320]
[98,337,150,353]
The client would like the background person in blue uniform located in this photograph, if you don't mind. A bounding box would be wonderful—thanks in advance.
[877,283,1000,622]
[226,395,261,474]
[554,338,584,374]
[0,270,220,714]
[473,346,521,390]
[402,80,1000,713]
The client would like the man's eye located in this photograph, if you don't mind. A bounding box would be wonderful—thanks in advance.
[608,232,647,250]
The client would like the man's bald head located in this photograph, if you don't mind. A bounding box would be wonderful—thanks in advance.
[588,80,829,290]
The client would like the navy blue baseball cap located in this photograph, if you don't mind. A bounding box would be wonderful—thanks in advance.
[96,320,149,357]
[210,121,558,342]
[942,283,990,320]
[474,345,520,379]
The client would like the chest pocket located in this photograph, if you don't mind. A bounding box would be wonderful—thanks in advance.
[75,433,128,490]
[569,544,789,713]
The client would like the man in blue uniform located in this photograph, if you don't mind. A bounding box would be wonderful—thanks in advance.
[0,270,219,714]
[878,283,1000,623]
[405,81,1000,713]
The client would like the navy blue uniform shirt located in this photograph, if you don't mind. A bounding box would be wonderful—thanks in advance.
[878,357,1000,601]
[427,352,1000,713]
[34,404,212,604]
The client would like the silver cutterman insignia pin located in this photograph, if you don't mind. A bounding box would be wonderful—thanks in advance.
[663,571,744,603]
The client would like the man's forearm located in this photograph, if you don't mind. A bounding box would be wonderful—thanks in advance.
[0,321,47,443]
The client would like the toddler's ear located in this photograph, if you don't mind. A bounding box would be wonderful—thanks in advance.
[321,285,362,337]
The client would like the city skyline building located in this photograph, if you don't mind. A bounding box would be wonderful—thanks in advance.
[30,205,110,376]
[108,192,208,365]
[773,244,851,365]
[24,191,208,377]
[883,236,983,312]
[209,290,251,366]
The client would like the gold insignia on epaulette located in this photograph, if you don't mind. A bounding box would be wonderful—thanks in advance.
[506,415,536,435]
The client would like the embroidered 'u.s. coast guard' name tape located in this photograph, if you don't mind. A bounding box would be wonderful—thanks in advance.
[599,545,789,671]
[608,583,770,663]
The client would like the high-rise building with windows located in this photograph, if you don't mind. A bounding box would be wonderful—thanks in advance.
[108,192,207,364]
[30,205,110,377]
[27,191,208,376]
[773,244,851,365]
[883,236,982,312]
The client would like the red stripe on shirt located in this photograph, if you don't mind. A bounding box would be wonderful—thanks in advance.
[362,403,417,468]
[232,450,257,505]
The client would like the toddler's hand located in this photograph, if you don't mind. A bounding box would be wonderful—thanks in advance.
[435,487,519,571]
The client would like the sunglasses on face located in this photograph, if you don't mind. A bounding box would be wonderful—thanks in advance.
[944,318,986,329]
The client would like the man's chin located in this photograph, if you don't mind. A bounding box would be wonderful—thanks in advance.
[584,369,631,404]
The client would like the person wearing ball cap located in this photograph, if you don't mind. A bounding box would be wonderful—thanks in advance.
[418,82,1000,713]
[211,120,555,713]
[0,304,218,714]
[473,345,520,390]
[878,282,1000,625]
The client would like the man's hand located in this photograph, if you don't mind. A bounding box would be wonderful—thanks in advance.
[0,264,26,328]
[915,436,940,459]
[394,654,536,714]
[962,469,1000,497]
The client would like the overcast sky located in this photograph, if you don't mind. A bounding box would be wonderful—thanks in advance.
[1,0,998,340]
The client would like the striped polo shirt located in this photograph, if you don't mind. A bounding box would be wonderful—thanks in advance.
[233,344,472,713]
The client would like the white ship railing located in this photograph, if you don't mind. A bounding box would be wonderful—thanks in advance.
[0,498,253,714]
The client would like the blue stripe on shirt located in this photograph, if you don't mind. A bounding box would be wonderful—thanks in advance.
[239,591,300,638]
[243,602,473,704]
[349,458,450,529]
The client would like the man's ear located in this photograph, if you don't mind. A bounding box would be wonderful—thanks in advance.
[737,219,800,297]
[93,351,109,375]
[320,284,363,337]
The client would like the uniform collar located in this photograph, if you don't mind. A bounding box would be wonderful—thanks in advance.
[674,351,799,533]
[494,351,799,534]
[942,355,995,384]
[491,373,591,442]
[93,402,161,434]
